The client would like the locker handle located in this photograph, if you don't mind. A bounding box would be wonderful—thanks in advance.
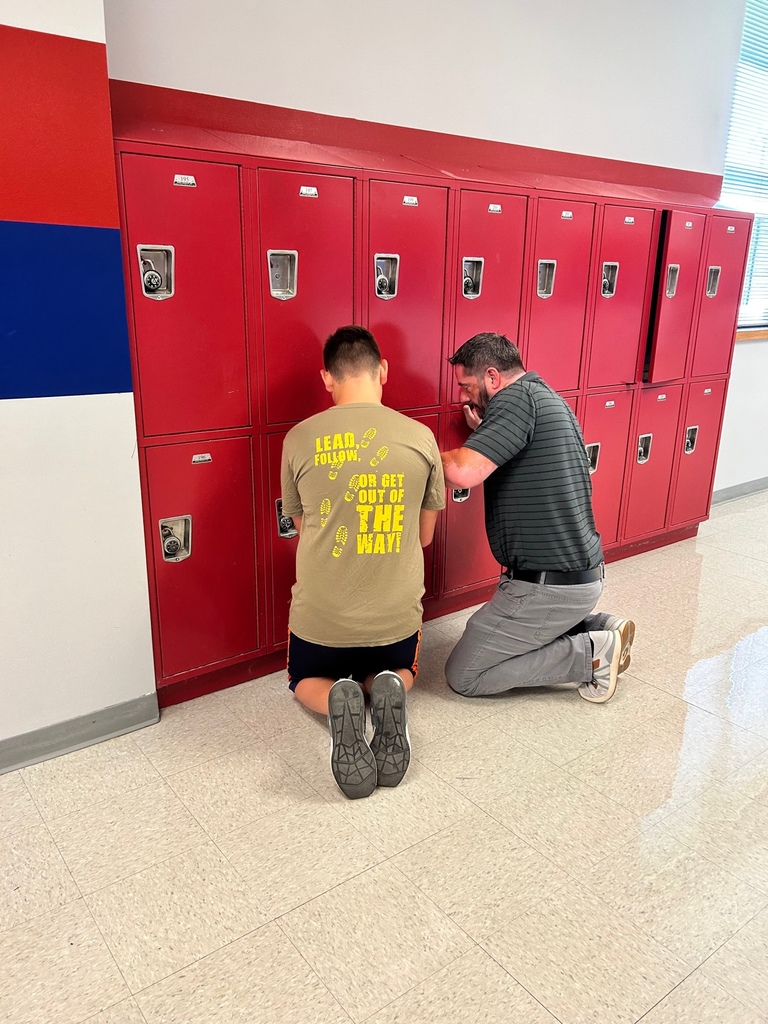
[275,498,298,538]
[684,426,699,455]
[138,245,175,300]
[462,257,484,299]
[374,253,399,300]
[451,488,471,503]
[267,250,298,300]
[537,260,556,299]
[600,262,619,298]
[585,443,600,474]
[637,434,652,464]
[159,516,192,562]
[665,263,680,299]
[705,266,721,298]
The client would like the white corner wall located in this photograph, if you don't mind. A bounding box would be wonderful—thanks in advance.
[103,0,746,175]
[714,341,768,493]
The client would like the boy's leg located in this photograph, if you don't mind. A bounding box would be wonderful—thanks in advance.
[293,677,337,715]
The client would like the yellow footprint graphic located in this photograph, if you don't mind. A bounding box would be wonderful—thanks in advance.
[332,525,348,558]
[344,474,361,502]
[360,428,377,449]
[320,498,331,527]
[328,456,341,481]
[370,445,389,467]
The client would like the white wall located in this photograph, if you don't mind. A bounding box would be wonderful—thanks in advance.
[103,0,745,175]
[714,341,768,492]
[0,0,105,42]
[0,394,155,740]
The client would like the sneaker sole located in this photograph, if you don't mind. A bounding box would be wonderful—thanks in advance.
[617,619,636,675]
[328,679,377,799]
[369,672,411,788]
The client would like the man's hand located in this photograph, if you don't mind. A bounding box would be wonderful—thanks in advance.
[462,403,483,431]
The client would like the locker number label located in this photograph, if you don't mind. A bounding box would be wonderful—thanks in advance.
[173,174,197,187]
[191,453,212,464]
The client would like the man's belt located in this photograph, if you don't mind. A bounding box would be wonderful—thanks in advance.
[506,565,604,586]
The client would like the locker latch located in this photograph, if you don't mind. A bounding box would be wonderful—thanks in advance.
[451,488,471,503]
[705,266,721,298]
[138,246,175,300]
[637,434,653,464]
[374,254,399,300]
[585,443,600,474]
[536,260,556,299]
[276,498,298,538]
[462,258,484,299]
[159,516,192,562]
[600,262,619,298]
[684,426,699,455]
[267,250,298,300]
[665,263,680,299]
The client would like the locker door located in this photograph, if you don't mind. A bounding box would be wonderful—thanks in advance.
[588,206,654,389]
[623,385,683,540]
[581,391,633,546]
[646,211,705,383]
[454,191,527,347]
[691,216,751,378]
[526,198,595,392]
[267,431,299,646]
[368,181,448,410]
[121,155,249,437]
[413,413,440,601]
[670,379,728,526]
[146,437,259,679]
[561,394,579,416]
[443,411,500,593]
[259,169,355,424]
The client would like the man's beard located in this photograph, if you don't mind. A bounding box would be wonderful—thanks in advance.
[473,383,490,418]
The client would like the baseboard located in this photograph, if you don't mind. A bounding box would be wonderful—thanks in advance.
[712,476,768,505]
[0,693,160,775]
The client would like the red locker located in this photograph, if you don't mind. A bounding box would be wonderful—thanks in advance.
[561,394,579,416]
[368,181,448,410]
[121,155,249,437]
[669,379,728,526]
[587,206,655,388]
[443,411,499,594]
[259,169,355,424]
[146,437,259,679]
[526,198,595,392]
[691,215,751,378]
[453,190,527,348]
[581,391,633,546]
[267,414,440,646]
[623,385,683,540]
[646,211,706,383]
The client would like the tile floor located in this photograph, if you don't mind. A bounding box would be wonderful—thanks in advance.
[2,491,768,1024]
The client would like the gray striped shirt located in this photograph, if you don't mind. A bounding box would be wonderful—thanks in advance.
[464,372,603,571]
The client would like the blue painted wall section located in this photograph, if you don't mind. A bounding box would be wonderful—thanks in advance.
[0,221,132,399]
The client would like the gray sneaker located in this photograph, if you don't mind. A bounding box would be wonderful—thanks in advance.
[369,671,411,787]
[328,678,377,799]
[600,616,636,674]
[579,629,622,703]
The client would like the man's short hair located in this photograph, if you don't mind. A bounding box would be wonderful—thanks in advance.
[323,326,382,379]
[448,332,525,376]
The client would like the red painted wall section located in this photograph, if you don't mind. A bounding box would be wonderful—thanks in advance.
[109,80,723,204]
[0,25,119,229]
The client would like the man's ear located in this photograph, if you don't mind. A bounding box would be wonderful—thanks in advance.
[320,368,335,394]
[379,359,389,386]
[485,366,502,393]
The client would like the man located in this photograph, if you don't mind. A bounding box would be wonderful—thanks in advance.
[440,332,634,703]
[281,326,445,799]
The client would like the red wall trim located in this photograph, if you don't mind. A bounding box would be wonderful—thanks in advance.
[0,26,119,228]
[109,80,723,203]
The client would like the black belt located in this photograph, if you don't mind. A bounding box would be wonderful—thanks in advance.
[505,565,604,586]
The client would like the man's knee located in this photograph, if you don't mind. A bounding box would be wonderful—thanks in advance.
[445,651,480,697]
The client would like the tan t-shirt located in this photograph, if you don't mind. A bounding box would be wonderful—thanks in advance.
[281,403,445,646]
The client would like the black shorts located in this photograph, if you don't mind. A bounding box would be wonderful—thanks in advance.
[287,630,421,691]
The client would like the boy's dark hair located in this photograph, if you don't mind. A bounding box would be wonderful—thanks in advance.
[323,325,382,379]
[448,332,525,376]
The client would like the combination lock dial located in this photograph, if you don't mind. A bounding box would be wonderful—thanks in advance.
[143,269,163,292]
